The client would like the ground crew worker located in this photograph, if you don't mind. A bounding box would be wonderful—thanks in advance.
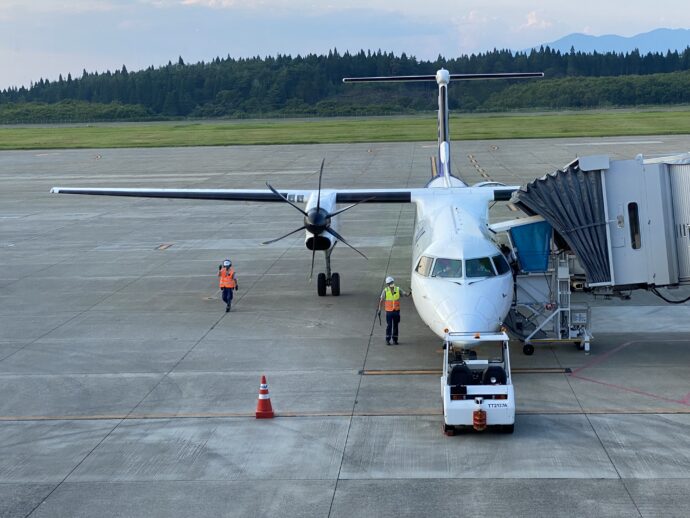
[218,259,238,312]
[379,276,410,345]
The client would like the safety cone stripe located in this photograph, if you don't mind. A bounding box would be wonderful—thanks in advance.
[256,374,275,419]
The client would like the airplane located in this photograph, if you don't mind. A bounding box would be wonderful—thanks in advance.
[51,68,543,343]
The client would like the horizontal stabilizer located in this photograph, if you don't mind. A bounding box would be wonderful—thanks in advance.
[343,72,543,83]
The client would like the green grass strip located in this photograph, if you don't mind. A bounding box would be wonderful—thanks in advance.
[1,110,690,150]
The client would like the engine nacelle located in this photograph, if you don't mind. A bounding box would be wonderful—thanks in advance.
[306,233,334,251]
[304,190,338,251]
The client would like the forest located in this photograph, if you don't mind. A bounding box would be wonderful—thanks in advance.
[2,47,690,123]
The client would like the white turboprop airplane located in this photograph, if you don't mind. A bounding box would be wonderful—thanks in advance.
[51,69,542,342]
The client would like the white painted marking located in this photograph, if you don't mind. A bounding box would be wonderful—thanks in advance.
[563,141,663,146]
[2,170,313,181]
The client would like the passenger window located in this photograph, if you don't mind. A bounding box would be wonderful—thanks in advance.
[466,257,496,278]
[491,255,511,275]
[628,203,641,249]
[415,256,433,277]
[431,258,463,278]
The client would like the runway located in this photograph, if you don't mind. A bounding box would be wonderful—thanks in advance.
[1,136,690,517]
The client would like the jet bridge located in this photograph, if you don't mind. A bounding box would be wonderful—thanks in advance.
[512,153,690,290]
[498,153,690,354]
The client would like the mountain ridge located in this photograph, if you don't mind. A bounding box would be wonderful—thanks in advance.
[538,27,690,54]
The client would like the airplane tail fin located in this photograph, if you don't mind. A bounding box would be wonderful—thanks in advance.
[344,71,543,188]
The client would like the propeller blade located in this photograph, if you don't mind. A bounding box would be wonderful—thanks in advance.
[316,158,325,211]
[328,196,376,218]
[324,227,368,259]
[309,246,317,280]
[265,182,307,216]
[261,225,307,245]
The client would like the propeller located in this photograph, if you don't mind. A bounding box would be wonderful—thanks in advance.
[262,159,372,277]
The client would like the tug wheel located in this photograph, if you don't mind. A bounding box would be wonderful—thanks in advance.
[443,424,456,436]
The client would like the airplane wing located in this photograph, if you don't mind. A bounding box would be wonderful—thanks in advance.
[49,186,413,203]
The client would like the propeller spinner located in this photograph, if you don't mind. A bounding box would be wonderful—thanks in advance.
[262,159,370,278]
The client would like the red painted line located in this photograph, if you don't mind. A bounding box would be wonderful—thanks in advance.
[570,373,690,407]
[570,340,633,375]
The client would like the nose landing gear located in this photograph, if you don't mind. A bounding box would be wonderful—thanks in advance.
[316,249,341,296]
[317,272,340,296]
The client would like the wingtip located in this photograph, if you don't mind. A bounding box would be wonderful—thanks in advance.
[50,187,59,194]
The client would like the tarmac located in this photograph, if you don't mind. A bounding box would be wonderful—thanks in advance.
[1,136,689,517]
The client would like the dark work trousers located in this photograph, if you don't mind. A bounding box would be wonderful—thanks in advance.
[385,310,400,341]
[221,287,234,308]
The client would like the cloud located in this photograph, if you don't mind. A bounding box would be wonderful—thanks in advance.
[465,9,489,24]
[180,0,250,6]
[520,11,553,31]
[10,1,121,13]
[142,0,271,7]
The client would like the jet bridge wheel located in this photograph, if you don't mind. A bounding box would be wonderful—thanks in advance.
[317,273,327,296]
[331,272,340,296]
[522,343,535,356]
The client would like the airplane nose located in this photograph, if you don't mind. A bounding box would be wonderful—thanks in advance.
[436,287,501,332]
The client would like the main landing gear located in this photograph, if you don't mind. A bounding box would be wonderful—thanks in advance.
[317,249,340,296]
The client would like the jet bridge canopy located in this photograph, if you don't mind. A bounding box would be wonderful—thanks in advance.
[511,159,610,284]
[511,153,690,289]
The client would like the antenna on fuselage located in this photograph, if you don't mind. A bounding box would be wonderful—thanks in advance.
[343,70,544,187]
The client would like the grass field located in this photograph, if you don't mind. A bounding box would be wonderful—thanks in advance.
[1,110,690,150]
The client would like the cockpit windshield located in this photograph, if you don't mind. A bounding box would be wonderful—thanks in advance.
[465,257,496,278]
[431,258,463,278]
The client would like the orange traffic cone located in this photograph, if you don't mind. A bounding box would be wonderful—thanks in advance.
[255,375,274,419]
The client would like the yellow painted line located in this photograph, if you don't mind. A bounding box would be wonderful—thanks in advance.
[517,409,690,415]
[1,408,688,421]
[514,368,573,374]
[361,369,441,375]
[529,339,583,343]
[361,368,571,375]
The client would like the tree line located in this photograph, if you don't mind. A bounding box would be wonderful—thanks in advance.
[2,47,690,123]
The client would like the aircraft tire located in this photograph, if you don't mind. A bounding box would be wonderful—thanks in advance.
[331,273,340,296]
[523,343,535,356]
[317,273,327,296]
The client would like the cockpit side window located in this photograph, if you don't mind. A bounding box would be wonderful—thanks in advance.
[491,254,511,275]
[466,257,497,278]
[431,258,463,278]
[415,256,434,277]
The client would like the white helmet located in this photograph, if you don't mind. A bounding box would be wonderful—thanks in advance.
[223,259,231,267]
[385,276,394,284]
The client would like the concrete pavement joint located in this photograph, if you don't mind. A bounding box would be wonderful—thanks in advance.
[3,408,690,422]
[326,144,417,518]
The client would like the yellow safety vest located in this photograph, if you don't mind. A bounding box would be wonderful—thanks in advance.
[384,286,400,312]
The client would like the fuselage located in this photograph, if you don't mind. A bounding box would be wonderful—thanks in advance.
[409,178,513,339]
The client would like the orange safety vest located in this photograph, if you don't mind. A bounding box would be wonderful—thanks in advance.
[384,286,400,312]
[219,267,236,288]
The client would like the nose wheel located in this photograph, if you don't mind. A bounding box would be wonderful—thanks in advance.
[317,272,340,296]
[316,250,340,296]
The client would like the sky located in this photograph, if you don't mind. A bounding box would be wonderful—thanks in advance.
[1,0,689,90]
